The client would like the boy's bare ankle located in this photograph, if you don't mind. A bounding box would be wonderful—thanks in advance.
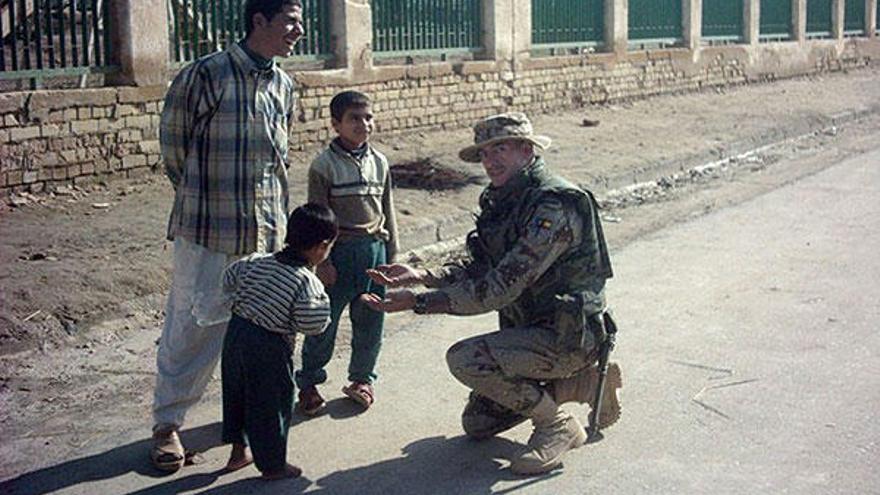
[261,463,302,480]
[224,443,253,472]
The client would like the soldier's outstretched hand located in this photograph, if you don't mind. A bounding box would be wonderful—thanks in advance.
[361,290,416,313]
[366,264,425,287]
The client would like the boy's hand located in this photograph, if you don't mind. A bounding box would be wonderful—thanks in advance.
[366,264,425,288]
[361,291,416,313]
[316,260,337,287]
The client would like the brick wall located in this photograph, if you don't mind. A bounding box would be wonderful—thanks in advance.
[1,86,165,193]
[1,39,878,195]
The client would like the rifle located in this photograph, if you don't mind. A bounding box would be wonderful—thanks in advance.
[586,311,618,443]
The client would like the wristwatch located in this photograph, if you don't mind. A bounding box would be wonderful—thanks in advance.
[413,293,429,314]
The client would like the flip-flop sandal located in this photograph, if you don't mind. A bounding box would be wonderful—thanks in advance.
[151,430,185,472]
[342,382,374,409]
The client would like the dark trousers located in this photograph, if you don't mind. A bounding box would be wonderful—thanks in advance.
[297,237,386,388]
[221,314,294,473]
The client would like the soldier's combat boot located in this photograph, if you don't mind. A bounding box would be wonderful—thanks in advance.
[510,393,587,475]
[550,361,622,429]
[461,392,528,440]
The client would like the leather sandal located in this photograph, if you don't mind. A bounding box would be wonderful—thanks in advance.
[341,382,375,409]
[151,427,185,472]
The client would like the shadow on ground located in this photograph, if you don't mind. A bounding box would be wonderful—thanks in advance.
[196,434,559,495]
[306,435,560,495]
[2,424,561,494]
[0,423,224,495]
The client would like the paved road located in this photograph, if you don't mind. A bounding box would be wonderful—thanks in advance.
[4,147,879,494]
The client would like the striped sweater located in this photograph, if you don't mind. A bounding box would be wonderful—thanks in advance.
[308,140,399,261]
[222,253,330,336]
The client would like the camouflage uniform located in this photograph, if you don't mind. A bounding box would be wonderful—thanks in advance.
[416,157,613,437]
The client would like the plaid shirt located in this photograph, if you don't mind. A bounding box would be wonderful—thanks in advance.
[161,43,295,255]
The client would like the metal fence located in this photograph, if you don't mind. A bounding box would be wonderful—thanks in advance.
[759,0,792,39]
[531,0,604,46]
[371,0,482,57]
[168,0,331,65]
[628,0,682,42]
[806,0,833,37]
[703,0,744,39]
[1,0,114,86]
[844,0,866,33]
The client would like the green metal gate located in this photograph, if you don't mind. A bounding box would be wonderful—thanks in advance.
[628,0,682,42]
[759,0,792,39]
[844,0,866,33]
[371,0,482,57]
[1,0,116,88]
[703,0,744,39]
[806,0,833,37]
[532,0,604,46]
[168,0,331,65]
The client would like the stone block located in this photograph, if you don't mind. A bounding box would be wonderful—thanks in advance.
[60,150,79,163]
[8,170,23,185]
[122,154,147,169]
[138,140,161,154]
[0,93,26,115]
[118,85,167,104]
[29,89,116,113]
[71,120,99,135]
[9,126,41,142]
[47,110,67,123]
[41,124,63,138]
[22,170,37,184]
[124,114,152,130]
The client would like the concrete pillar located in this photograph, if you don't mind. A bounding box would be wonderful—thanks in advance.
[107,0,169,86]
[482,0,515,61]
[744,0,761,44]
[792,0,807,41]
[605,0,628,55]
[683,0,701,49]
[831,0,845,38]
[329,0,372,73]
[866,0,877,37]
[511,0,532,60]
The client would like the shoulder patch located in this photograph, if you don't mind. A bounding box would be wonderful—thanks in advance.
[528,216,556,244]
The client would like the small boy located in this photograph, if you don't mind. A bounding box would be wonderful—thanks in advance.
[221,203,337,480]
[296,90,399,414]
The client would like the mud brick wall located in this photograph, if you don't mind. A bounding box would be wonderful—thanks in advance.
[0,86,165,193]
[1,40,878,195]
[288,53,750,151]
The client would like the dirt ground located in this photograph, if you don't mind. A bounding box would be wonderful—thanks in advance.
[1,63,880,481]
[2,67,879,357]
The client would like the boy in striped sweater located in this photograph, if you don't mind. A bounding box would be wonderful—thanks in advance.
[220,203,337,480]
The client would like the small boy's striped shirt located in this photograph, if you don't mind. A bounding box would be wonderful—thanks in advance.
[222,253,330,336]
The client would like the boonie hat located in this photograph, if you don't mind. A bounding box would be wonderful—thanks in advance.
[458,112,552,163]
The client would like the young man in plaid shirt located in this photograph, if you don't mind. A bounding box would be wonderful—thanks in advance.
[151,0,304,472]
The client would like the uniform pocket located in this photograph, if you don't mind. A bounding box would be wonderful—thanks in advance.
[553,293,597,352]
